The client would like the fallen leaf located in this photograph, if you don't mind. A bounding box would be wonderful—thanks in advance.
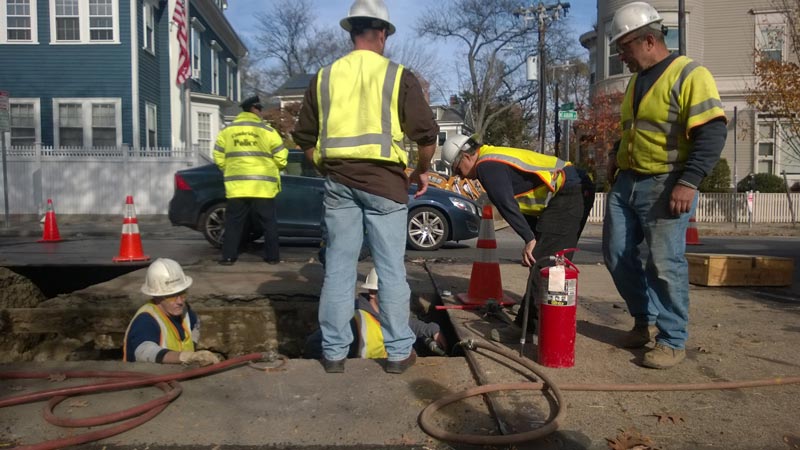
[785,434,800,449]
[651,412,685,425]
[48,373,67,382]
[606,427,659,450]
[695,346,710,353]
[68,400,89,408]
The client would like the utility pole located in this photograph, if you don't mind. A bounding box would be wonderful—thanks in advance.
[514,2,570,154]
[678,0,686,55]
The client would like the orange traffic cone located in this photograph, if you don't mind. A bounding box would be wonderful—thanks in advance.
[686,217,702,245]
[113,196,150,262]
[456,204,514,306]
[38,199,62,243]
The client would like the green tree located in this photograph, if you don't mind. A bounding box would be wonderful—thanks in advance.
[736,173,787,193]
[699,158,732,193]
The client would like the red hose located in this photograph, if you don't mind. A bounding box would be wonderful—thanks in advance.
[0,352,272,450]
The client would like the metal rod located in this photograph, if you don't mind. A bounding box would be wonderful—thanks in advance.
[678,0,687,56]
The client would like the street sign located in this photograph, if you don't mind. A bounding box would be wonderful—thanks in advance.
[0,91,9,132]
[559,102,575,111]
[558,110,578,121]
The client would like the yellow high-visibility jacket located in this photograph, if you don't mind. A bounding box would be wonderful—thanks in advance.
[214,111,288,198]
[313,50,407,168]
[476,145,570,216]
[618,55,727,174]
[122,303,194,361]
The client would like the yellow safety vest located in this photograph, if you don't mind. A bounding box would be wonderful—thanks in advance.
[618,55,727,174]
[476,145,570,216]
[353,309,387,359]
[313,50,407,168]
[122,303,194,361]
[214,111,288,198]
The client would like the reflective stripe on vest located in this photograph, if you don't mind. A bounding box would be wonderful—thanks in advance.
[619,56,727,174]
[354,309,387,359]
[476,145,570,216]
[122,303,194,361]
[315,50,407,166]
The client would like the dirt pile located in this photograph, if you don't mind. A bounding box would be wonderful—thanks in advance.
[0,268,45,308]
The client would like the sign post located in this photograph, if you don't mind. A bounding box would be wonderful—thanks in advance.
[0,90,10,229]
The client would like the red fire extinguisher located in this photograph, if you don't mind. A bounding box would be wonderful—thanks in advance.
[538,248,579,368]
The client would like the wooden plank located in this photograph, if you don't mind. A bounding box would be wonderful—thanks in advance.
[686,253,794,287]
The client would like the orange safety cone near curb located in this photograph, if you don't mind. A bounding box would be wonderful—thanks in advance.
[113,196,150,262]
[686,217,702,245]
[38,199,62,243]
[456,204,514,306]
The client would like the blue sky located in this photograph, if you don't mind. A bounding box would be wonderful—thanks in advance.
[224,0,597,100]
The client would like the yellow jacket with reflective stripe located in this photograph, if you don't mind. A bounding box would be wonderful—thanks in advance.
[214,111,288,198]
[476,145,570,216]
[618,55,727,174]
[354,309,387,359]
[122,303,194,361]
[313,50,407,167]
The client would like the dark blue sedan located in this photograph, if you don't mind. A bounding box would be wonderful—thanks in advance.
[168,151,481,251]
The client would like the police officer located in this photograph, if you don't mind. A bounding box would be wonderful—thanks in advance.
[214,95,288,265]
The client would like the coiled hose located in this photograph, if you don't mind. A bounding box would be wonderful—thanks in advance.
[0,352,284,450]
[417,339,800,447]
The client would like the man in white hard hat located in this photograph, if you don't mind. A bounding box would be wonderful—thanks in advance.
[604,2,727,369]
[123,258,220,366]
[304,268,447,360]
[292,0,439,374]
[440,135,595,343]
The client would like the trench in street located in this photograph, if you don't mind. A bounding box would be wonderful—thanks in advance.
[1,265,461,362]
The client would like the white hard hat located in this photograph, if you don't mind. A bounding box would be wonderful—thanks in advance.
[141,258,193,297]
[609,2,663,44]
[441,134,472,168]
[361,268,379,290]
[340,0,396,36]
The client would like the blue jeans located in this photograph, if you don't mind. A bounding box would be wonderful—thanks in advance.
[602,171,697,349]
[318,178,415,362]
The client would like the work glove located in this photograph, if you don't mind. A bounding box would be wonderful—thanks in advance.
[178,350,221,366]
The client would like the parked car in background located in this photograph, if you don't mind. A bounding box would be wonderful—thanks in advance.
[168,150,481,251]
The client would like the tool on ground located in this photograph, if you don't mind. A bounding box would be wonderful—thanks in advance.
[537,248,579,368]
[38,198,62,243]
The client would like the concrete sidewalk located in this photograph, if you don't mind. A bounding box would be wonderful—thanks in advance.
[1,259,799,449]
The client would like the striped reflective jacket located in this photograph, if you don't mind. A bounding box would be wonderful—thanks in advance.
[214,111,288,198]
[122,303,194,361]
[476,145,570,216]
[313,50,407,167]
[618,55,727,174]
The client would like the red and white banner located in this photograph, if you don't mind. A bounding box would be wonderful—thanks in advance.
[173,0,190,85]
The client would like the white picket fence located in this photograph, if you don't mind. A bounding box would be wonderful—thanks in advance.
[0,145,201,215]
[1,145,798,222]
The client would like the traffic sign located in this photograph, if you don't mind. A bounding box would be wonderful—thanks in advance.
[559,102,575,111]
[0,91,9,132]
[558,110,578,121]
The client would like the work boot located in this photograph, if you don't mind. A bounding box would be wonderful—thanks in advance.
[619,324,657,349]
[642,343,686,369]
[490,324,533,344]
[321,357,345,374]
[385,350,416,374]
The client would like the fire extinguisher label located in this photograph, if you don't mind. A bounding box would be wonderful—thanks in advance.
[548,266,566,292]
[544,279,577,306]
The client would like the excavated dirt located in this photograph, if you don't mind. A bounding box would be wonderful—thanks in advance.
[0,268,49,362]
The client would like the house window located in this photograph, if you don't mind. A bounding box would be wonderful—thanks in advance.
[146,103,158,148]
[757,119,776,175]
[50,0,118,43]
[55,0,80,41]
[54,98,121,148]
[5,0,35,42]
[211,47,219,94]
[755,13,785,62]
[197,112,211,153]
[191,25,202,79]
[226,59,236,99]
[9,100,40,146]
[142,2,155,54]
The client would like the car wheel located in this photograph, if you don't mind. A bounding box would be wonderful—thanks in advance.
[407,206,449,251]
[200,202,226,248]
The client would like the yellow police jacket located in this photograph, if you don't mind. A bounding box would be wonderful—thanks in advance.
[313,50,407,168]
[214,111,288,198]
[618,55,727,174]
[476,145,570,216]
[122,303,194,361]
